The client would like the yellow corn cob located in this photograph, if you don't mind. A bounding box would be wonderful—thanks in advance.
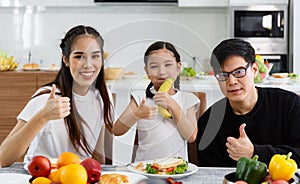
[158,78,174,119]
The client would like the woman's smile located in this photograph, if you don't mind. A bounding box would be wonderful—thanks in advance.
[79,71,95,79]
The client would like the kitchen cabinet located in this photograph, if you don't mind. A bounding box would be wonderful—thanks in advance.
[0,0,95,7]
[229,0,288,6]
[0,71,57,161]
[178,0,228,7]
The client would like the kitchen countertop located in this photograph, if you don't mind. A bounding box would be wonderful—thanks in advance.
[1,162,299,184]
[106,75,300,92]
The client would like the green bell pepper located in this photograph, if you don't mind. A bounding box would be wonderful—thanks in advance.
[235,155,267,184]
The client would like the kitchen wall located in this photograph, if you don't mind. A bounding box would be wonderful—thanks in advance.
[0,4,229,73]
[0,3,229,165]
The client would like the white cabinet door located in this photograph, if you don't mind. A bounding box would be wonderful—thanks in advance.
[6,0,95,7]
[178,0,228,7]
[229,0,288,6]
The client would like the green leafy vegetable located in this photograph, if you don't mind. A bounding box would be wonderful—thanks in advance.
[145,163,158,174]
[180,67,196,77]
[166,161,188,175]
[288,73,298,79]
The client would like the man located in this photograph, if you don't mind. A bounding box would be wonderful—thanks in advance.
[197,38,300,167]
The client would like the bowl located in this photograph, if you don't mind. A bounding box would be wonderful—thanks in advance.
[104,67,124,80]
[223,172,295,184]
[180,76,195,80]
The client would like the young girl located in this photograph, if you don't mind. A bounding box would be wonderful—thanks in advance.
[0,25,114,167]
[113,41,199,162]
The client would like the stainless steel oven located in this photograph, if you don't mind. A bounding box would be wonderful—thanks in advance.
[230,5,290,72]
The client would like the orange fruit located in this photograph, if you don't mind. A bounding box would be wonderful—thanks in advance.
[60,164,87,184]
[48,166,65,183]
[31,177,52,184]
[57,152,81,168]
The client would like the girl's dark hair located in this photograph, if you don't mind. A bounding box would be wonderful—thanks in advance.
[144,41,181,98]
[210,38,256,73]
[34,25,113,157]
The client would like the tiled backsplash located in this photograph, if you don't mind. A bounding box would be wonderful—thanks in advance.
[0,5,229,72]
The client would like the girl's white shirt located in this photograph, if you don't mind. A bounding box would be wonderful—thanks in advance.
[17,86,113,163]
[132,89,200,162]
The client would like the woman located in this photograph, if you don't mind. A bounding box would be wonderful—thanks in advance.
[0,25,114,167]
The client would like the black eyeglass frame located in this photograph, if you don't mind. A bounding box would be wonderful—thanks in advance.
[214,63,251,81]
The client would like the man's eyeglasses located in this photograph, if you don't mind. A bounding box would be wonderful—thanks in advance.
[215,63,251,81]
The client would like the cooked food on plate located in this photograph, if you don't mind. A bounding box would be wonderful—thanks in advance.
[123,71,136,76]
[145,157,188,175]
[272,73,288,78]
[23,63,40,69]
[49,64,58,69]
[99,173,129,184]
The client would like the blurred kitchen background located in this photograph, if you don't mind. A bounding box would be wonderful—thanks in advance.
[1,0,298,75]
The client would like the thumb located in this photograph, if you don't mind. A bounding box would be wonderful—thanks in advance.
[139,98,146,107]
[239,123,247,138]
[49,84,56,99]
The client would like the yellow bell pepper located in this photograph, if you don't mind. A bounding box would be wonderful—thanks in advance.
[268,152,298,181]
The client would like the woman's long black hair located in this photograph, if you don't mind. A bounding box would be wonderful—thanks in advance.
[144,41,181,98]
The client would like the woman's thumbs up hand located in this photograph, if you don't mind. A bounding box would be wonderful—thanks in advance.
[42,84,71,120]
[48,84,57,99]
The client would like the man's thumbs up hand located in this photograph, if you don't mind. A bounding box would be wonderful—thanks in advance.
[226,123,254,161]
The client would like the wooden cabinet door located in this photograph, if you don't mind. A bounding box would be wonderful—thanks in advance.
[37,72,57,88]
[0,71,58,161]
[0,73,36,144]
[0,71,57,162]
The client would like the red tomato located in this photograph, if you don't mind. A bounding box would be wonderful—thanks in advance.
[166,167,175,173]
[151,165,159,171]
[166,177,174,184]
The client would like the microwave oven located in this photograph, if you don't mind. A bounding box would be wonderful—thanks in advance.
[230,5,290,72]
[230,5,288,54]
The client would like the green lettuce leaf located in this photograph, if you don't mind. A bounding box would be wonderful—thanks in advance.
[166,160,188,175]
[145,163,158,174]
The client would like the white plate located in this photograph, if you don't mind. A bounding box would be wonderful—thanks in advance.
[101,171,148,183]
[0,173,31,184]
[40,67,59,72]
[195,75,208,79]
[122,75,138,79]
[22,68,40,71]
[267,76,290,84]
[127,161,198,179]
[268,76,290,82]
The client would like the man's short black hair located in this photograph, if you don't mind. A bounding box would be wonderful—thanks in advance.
[210,38,256,73]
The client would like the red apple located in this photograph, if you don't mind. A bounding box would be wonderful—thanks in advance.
[80,158,102,183]
[264,174,273,182]
[235,181,248,184]
[272,180,289,184]
[27,155,51,178]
